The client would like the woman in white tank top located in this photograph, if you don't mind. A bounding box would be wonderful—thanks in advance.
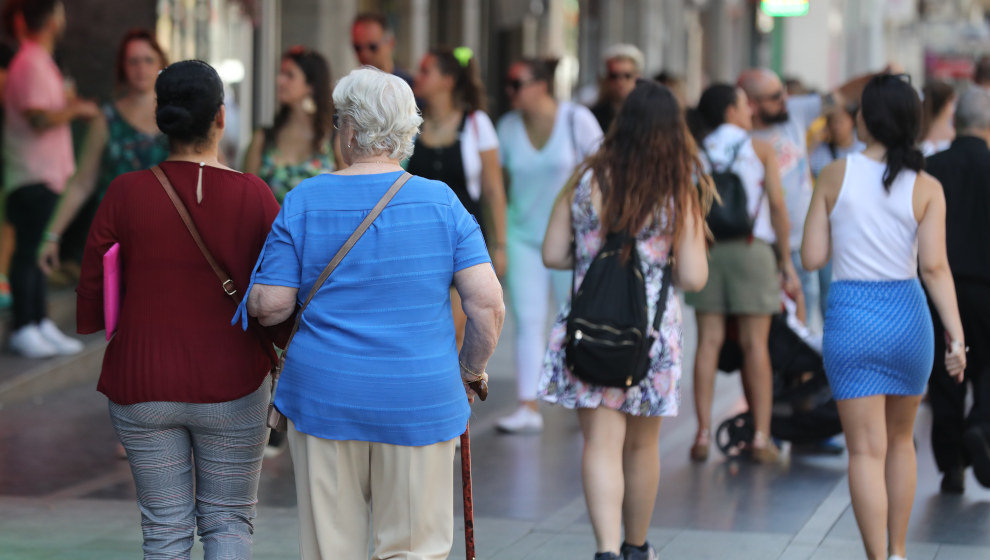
[801,74,966,560]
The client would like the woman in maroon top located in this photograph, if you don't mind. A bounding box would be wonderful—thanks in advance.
[76,60,280,559]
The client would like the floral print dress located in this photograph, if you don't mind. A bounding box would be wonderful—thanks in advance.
[538,173,683,417]
[97,103,169,198]
[258,140,335,204]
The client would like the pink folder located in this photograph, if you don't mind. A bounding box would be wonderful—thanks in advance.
[103,242,121,341]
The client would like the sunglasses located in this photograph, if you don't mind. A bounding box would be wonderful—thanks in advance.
[353,42,380,54]
[759,90,785,102]
[505,78,534,93]
[607,72,635,81]
[332,113,341,130]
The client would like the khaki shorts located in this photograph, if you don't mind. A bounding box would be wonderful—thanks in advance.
[685,239,781,315]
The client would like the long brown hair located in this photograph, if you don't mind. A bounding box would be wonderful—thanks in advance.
[580,80,713,254]
[268,46,333,153]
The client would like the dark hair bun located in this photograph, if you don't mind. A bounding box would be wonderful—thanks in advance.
[155,105,195,137]
[155,60,224,144]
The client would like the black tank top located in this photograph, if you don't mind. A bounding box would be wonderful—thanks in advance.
[407,113,482,221]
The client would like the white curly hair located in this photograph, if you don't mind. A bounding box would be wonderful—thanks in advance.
[333,66,423,161]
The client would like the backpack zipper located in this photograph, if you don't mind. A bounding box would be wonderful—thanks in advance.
[572,318,643,338]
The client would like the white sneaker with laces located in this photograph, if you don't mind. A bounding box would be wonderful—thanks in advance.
[9,324,58,358]
[38,319,84,355]
[495,406,543,434]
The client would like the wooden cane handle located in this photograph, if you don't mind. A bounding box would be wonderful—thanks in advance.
[468,378,488,401]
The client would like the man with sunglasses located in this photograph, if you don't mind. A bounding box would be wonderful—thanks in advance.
[589,44,643,133]
[737,67,878,329]
[351,13,414,88]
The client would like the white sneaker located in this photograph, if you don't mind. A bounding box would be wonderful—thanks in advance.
[9,324,58,358]
[38,319,84,355]
[888,556,907,560]
[495,406,543,434]
[263,443,286,459]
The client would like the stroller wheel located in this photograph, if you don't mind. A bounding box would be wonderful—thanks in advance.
[716,412,755,458]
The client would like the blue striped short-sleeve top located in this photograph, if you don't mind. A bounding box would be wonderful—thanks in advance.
[236,170,492,446]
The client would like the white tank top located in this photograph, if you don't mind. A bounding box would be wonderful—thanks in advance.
[830,153,919,281]
[702,124,775,244]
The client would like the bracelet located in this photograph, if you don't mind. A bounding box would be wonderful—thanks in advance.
[949,340,969,354]
[458,360,486,381]
[43,231,61,243]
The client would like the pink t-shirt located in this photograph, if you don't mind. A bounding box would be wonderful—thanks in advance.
[3,40,75,194]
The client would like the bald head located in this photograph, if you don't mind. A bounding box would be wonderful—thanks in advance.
[738,68,790,128]
[737,68,782,99]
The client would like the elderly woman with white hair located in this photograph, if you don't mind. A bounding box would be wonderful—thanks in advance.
[235,67,505,559]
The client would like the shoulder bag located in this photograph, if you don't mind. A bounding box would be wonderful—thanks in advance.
[153,165,412,431]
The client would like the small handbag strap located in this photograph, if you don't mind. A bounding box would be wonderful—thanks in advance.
[151,165,240,303]
[274,171,413,378]
[652,261,674,334]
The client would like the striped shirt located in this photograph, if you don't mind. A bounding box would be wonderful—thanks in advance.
[235,171,491,446]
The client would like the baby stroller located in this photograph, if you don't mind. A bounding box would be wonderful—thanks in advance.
[714,297,842,457]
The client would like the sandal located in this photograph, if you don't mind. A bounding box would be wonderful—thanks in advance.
[690,428,710,462]
[751,431,780,464]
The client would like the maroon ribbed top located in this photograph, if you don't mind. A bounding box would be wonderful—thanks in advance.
[77,161,280,405]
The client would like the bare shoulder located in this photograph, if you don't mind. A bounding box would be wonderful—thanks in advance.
[914,171,943,196]
[913,171,944,222]
[817,158,847,191]
[750,137,773,160]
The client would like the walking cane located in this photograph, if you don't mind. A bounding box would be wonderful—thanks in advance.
[462,378,488,560]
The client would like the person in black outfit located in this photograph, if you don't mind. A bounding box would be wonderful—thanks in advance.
[409,46,507,346]
[926,86,990,493]
[589,44,643,133]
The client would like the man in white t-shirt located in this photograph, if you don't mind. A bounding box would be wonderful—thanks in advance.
[738,68,877,327]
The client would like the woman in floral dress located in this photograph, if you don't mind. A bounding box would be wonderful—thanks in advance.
[244,46,336,203]
[540,80,713,560]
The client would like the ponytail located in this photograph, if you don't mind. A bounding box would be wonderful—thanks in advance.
[861,74,925,191]
[430,46,488,113]
[881,144,925,191]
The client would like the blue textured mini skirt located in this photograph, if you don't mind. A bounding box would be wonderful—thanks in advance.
[823,278,934,400]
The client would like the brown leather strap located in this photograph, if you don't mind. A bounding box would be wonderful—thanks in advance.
[151,165,240,303]
[274,171,413,378]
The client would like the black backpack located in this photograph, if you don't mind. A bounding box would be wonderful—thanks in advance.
[702,143,754,241]
[566,232,673,388]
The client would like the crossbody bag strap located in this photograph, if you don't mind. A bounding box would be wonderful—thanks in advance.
[652,261,674,335]
[273,171,413,378]
[151,165,240,302]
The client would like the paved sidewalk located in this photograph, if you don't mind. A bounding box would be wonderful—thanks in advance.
[1,296,989,559]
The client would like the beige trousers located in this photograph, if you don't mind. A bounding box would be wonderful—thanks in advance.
[287,421,457,560]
